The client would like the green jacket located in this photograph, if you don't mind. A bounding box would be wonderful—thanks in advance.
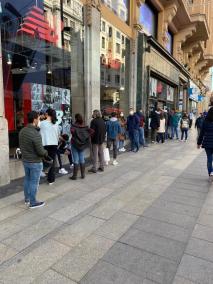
[19,124,48,163]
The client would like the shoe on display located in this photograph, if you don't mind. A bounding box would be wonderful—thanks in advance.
[29,201,45,209]
[59,168,68,174]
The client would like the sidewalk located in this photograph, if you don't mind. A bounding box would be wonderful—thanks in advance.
[0,131,212,283]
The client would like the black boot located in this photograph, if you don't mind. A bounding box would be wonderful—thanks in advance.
[80,163,85,179]
[69,164,78,180]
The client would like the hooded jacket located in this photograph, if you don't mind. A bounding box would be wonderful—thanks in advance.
[106,117,121,139]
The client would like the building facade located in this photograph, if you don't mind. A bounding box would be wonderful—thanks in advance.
[0,0,213,186]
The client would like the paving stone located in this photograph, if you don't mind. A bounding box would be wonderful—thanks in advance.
[80,187,114,204]
[0,243,17,265]
[197,213,213,227]
[151,199,201,218]
[120,228,185,262]
[185,237,213,262]
[172,182,209,193]
[133,217,191,243]
[192,224,213,242]
[80,260,144,284]
[200,205,213,215]
[32,269,76,284]
[122,198,154,216]
[172,276,196,284]
[159,192,204,207]
[0,219,25,241]
[2,217,62,251]
[53,215,105,247]
[95,211,139,241]
[89,198,125,220]
[143,206,196,229]
[0,239,70,284]
[0,205,24,222]
[53,234,114,282]
[177,254,213,284]
[103,242,177,284]
[168,188,206,200]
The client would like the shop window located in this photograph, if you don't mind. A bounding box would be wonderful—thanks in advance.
[139,1,158,38]
[102,37,106,49]
[115,75,120,84]
[116,31,121,39]
[102,21,106,32]
[116,43,120,54]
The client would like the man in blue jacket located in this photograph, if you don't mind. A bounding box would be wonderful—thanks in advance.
[127,108,140,152]
[106,112,121,165]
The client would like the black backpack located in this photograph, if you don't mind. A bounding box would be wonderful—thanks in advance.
[72,126,90,151]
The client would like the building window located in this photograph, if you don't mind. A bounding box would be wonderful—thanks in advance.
[122,35,125,44]
[101,71,105,81]
[64,39,70,51]
[109,26,113,37]
[116,31,121,39]
[63,17,69,27]
[102,21,106,32]
[67,0,71,5]
[116,43,120,54]
[102,37,105,49]
[70,20,75,30]
[139,2,158,38]
[107,74,111,82]
[102,0,129,23]
[115,75,120,84]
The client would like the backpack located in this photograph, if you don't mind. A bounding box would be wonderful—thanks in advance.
[72,126,90,150]
[181,118,189,129]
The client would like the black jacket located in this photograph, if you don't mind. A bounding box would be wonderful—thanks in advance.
[198,120,213,148]
[90,117,106,144]
[150,111,160,130]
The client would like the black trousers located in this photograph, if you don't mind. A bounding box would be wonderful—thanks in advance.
[44,145,58,183]
[107,138,117,159]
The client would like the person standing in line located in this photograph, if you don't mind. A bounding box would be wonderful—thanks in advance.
[195,113,204,139]
[166,110,172,139]
[180,113,190,142]
[127,108,140,152]
[40,108,60,185]
[70,114,92,180]
[57,134,73,175]
[150,108,160,143]
[19,111,48,208]
[118,112,126,152]
[157,111,166,143]
[106,112,121,165]
[171,109,180,140]
[197,107,213,180]
[136,109,146,147]
[88,110,106,173]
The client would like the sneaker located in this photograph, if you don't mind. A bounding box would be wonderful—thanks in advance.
[59,168,68,175]
[24,200,30,205]
[48,182,55,186]
[112,160,118,166]
[70,164,74,169]
[98,167,104,172]
[121,148,126,152]
[88,168,97,173]
[40,171,46,177]
[29,201,45,209]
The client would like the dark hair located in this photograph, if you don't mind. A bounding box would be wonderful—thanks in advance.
[206,107,213,122]
[62,134,69,141]
[46,108,57,124]
[93,110,101,118]
[182,112,187,119]
[111,112,117,117]
[27,111,38,123]
[75,113,84,125]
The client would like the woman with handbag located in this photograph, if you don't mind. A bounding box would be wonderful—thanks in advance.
[70,113,93,180]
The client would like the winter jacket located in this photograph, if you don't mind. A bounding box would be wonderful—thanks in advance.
[127,114,140,132]
[90,117,106,145]
[19,124,48,163]
[150,111,160,130]
[180,118,190,129]
[198,120,213,148]
[106,118,121,139]
[195,117,204,129]
[171,113,180,127]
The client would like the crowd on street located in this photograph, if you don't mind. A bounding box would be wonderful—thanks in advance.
[18,105,210,209]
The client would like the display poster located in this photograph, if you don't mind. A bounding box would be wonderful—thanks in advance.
[150,77,157,97]
[167,86,174,101]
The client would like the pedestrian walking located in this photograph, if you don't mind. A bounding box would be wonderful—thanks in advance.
[195,113,204,139]
[136,109,146,147]
[197,107,213,179]
[127,108,140,152]
[171,109,180,140]
[180,113,190,141]
[150,108,160,143]
[118,112,126,152]
[88,110,106,173]
[70,114,92,180]
[40,108,60,185]
[106,112,121,165]
[157,111,166,143]
[19,111,48,208]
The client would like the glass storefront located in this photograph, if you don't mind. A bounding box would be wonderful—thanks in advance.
[1,0,73,156]
[100,19,130,116]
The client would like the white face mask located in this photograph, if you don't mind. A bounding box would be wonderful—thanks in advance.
[37,120,41,128]
[129,111,134,115]
[120,113,124,117]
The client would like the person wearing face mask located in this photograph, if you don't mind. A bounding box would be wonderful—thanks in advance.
[118,112,126,152]
[19,111,48,209]
[127,108,140,152]
[136,109,146,147]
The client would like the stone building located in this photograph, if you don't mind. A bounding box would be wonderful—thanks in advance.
[0,0,213,186]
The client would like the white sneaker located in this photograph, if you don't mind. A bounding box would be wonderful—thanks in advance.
[40,171,46,177]
[70,164,74,168]
[121,148,126,152]
[112,160,118,166]
[59,168,68,174]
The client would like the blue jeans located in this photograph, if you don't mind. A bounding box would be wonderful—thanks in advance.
[181,128,188,140]
[23,162,42,205]
[71,145,85,164]
[205,148,213,175]
[171,126,179,139]
[129,130,139,151]
[138,127,145,146]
